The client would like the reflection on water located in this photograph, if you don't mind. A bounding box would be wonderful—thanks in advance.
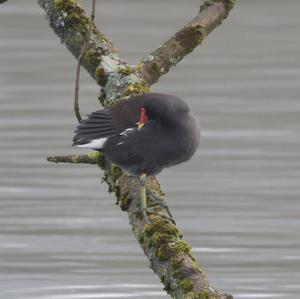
[0,0,300,298]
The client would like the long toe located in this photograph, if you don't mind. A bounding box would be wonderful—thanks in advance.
[147,190,175,225]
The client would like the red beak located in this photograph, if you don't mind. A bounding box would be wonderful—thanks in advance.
[138,107,149,129]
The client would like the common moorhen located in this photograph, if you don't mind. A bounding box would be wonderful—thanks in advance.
[73,93,200,222]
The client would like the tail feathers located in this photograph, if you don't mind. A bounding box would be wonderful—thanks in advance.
[75,137,108,149]
[73,108,119,149]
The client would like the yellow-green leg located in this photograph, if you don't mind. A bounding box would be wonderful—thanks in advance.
[139,174,150,224]
[137,173,175,224]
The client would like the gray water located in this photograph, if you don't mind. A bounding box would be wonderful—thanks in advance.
[0,0,299,298]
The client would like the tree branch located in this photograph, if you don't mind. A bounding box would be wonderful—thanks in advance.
[47,153,100,164]
[37,0,126,85]
[140,0,236,85]
[101,161,233,299]
[38,0,150,105]
[48,152,232,299]
[39,1,236,298]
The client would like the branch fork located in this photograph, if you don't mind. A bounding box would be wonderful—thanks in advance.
[40,0,236,298]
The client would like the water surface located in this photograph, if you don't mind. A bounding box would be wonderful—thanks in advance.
[0,0,299,298]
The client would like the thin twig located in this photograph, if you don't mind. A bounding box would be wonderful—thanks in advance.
[74,0,96,123]
[47,153,102,165]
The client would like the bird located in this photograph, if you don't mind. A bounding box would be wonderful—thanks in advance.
[73,93,200,223]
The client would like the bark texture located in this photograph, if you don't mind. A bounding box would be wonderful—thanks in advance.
[140,1,234,85]
[40,1,236,298]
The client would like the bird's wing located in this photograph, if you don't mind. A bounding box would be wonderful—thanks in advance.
[73,108,120,147]
[72,94,155,149]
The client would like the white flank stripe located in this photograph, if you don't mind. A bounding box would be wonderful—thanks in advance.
[120,127,135,137]
[76,138,107,149]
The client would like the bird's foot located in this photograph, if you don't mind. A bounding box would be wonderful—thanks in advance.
[133,206,175,225]
[134,174,175,224]
[147,191,176,225]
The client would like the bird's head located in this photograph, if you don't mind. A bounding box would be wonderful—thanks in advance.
[138,94,189,129]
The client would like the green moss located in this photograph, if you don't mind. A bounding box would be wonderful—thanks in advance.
[84,48,99,65]
[150,61,160,74]
[111,164,122,185]
[98,89,106,105]
[175,240,191,254]
[155,238,190,260]
[179,279,194,294]
[144,217,190,261]
[54,0,76,11]
[100,164,122,195]
[148,231,167,247]
[200,0,236,12]
[117,65,134,76]
[158,240,190,261]
[172,259,182,272]
[198,291,218,299]
[145,218,180,238]
[175,24,207,50]
[199,0,215,12]
[138,233,145,245]
[184,292,195,299]
[134,209,144,220]
[135,63,144,73]
[139,58,168,83]
[191,260,202,276]
[114,184,121,206]
[102,171,138,211]
[123,83,150,97]
[54,0,89,35]
[146,177,165,198]
[184,291,219,299]
[119,191,131,211]
[162,276,171,293]
[95,67,108,86]
[88,152,105,168]
[226,0,236,10]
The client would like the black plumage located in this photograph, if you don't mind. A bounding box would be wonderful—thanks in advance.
[73,93,200,176]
